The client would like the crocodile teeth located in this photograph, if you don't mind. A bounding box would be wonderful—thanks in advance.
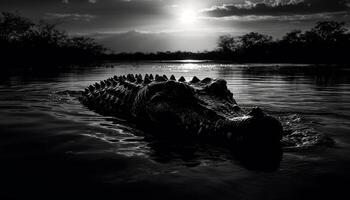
[127,74,136,82]
[83,88,89,95]
[178,76,186,82]
[136,75,143,83]
[100,81,105,88]
[143,76,152,84]
[112,79,117,86]
[191,76,200,83]
[155,75,166,82]
[106,80,112,87]
[201,77,212,84]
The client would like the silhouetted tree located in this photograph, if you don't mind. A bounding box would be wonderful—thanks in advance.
[0,12,108,67]
[215,20,350,63]
[238,32,274,61]
[301,21,350,62]
[240,32,273,49]
[278,30,305,61]
[215,32,274,61]
[0,12,33,42]
[217,35,237,53]
[311,21,348,42]
[282,30,304,44]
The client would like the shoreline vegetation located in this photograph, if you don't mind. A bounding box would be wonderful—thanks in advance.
[1,12,350,69]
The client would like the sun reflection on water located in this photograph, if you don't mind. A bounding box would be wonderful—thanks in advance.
[181,63,199,70]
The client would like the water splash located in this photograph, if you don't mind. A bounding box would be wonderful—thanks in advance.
[280,114,334,150]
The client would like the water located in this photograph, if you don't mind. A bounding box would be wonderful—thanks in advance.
[1,62,350,199]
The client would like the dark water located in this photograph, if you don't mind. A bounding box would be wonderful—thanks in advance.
[1,62,350,200]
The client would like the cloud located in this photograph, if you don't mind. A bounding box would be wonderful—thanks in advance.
[203,0,350,17]
[45,13,96,21]
[204,11,348,22]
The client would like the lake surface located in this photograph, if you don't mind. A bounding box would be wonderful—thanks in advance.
[1,62,350,200]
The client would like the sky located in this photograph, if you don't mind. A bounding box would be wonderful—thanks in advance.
[1,0,350,52]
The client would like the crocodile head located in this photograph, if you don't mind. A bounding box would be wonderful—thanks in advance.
[132,75,283,149]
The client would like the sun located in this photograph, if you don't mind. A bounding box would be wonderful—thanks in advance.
[179,9,198,24]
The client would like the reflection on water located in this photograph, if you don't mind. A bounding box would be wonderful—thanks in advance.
[1,62,350,199]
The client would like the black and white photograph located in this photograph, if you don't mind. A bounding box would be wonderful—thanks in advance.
[1,0,350,199]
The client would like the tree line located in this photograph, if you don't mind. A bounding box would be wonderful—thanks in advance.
[110,21,350,64]
[215,21,350,63]
[1,12,350,66]
[0,12,107,67]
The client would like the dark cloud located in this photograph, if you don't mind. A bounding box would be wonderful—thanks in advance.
[0,0,166,16]
[44,13,96,21]
[203,0,350,17]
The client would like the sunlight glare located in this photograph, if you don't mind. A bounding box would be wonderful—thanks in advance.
[179,9,197,24]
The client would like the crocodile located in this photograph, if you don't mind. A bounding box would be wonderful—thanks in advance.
[79,74,283,152]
